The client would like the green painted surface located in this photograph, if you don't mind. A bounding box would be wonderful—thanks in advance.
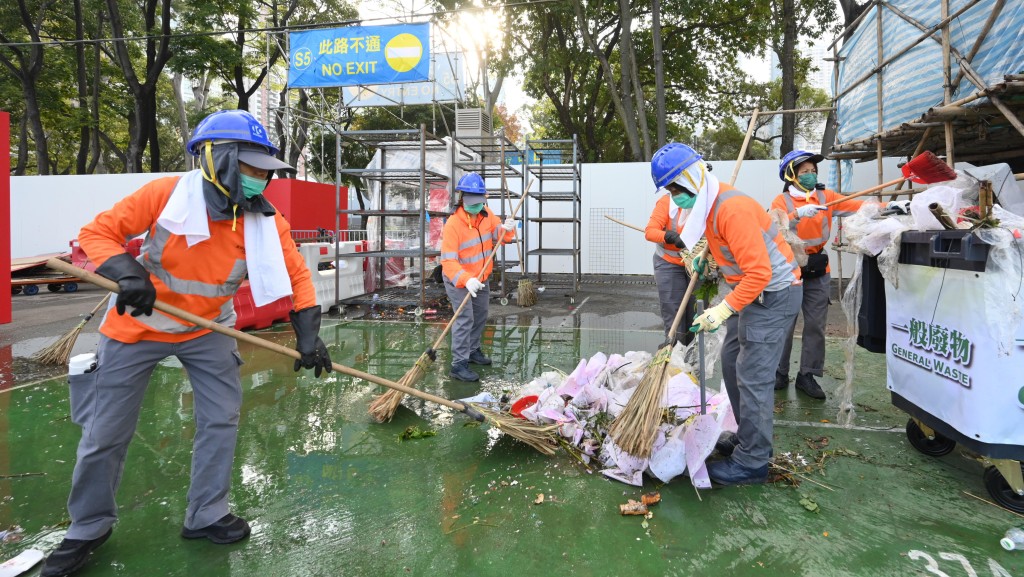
[1,319,1022,576]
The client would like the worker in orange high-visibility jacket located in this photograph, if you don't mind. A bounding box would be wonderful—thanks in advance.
[770,151,865,400]
[645,187,700,347]
[651,142,803,487]
[440,172,516,382]
[41,110,333,577]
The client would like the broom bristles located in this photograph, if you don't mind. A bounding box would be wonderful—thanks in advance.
[477,405,560,455]
[517,278,537,307]
[904,151,957,183]
[33,319,88,366]
[367,353,432,422]
[607,346,672,458]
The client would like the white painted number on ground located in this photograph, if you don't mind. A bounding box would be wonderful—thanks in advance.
[908,550,1012,577]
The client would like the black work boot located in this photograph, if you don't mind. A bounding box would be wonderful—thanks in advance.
[181,513,251,544]
[449,360,480,382]
[468,348,492,365]
[774,372,789,391]
[795,372,826,400]
[41,528,112,577]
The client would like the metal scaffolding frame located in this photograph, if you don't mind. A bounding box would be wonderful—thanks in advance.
[335,124,453,313]
[522,135,583,302]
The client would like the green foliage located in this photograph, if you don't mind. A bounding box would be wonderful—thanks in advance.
[398,426,438,442]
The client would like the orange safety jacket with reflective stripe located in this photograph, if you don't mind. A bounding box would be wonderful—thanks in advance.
[771,188,863,271]
[706,183,802,312]
[440,206,515,288]
[79,175,316,344]
[645,194,690,266]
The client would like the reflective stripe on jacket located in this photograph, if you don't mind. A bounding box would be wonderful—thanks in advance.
[771,188,863,253]
[440,206,515,288]
[79,174,317,344]
[645,194,689,266]
[706,183,801,312]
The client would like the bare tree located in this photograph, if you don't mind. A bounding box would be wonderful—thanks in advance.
[105,0,173,172]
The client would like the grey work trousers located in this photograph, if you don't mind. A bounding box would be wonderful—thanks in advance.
[778,273,830,378]
[721,284,802,469]
[65,332,243,539]
[443,278,490,365]
[652,254,697,346]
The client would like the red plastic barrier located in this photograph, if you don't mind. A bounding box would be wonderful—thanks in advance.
[1,113,10,324]
[233,281,294,331]
[71,238,143,273]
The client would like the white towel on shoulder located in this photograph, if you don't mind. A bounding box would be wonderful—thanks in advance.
[157,170,292,307]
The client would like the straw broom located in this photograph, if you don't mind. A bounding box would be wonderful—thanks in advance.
[46,259,561,455]
[368,184,533,422]
[606,246,706,458]
[33,293,111,366]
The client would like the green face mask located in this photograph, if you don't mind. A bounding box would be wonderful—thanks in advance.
[464,202,485,215]
[672,192,697,209]
[797,173,818,190]
[239,173,269,199]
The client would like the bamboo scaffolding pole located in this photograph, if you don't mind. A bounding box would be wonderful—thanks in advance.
[950,0,1005,91]
[744,106,834,117]
[883,2,1024,141]
[828,0,877,50]
[875,6,885,185]
[833,0,984,102]
[941,0,955,166]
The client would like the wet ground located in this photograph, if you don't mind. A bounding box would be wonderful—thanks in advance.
[1,281,1022,576]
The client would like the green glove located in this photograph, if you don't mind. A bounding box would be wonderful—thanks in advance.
[691,254,708,280]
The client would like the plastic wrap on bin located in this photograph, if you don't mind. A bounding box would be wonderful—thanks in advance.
[974,205,1024,356]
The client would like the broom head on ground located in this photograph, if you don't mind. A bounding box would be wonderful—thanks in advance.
[368,349,436,422]
[33,293,111,366]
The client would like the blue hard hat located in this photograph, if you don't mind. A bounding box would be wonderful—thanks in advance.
[651,143,702,190]
[455,172,487,195]
[779,149,825,181]
[187,109,279,157]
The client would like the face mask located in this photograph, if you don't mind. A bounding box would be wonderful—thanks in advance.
[239,173,268,199]
[797,173,818,190]
[464,202,485,215]
[672,192,696,209]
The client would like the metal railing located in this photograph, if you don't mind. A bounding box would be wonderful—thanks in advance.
[291,229,369,244]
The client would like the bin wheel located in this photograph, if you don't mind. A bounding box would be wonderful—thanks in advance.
[11,286,22,295]
[905,418,956,457]
[499,297,509,306]
[983,464,1024,514]
[64,282,78,293]
[23,285,39,296]
[47,283,63,293]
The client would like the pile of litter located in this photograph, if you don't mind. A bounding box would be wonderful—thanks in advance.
[467,336,737,488]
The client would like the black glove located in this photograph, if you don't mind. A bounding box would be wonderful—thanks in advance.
[95,253,156,317]
[664,230,685,248]
[289,306,332,377]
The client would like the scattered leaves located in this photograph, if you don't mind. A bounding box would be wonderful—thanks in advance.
[398,426,437,442]
[806,436,830,450]
[799,494,820,513]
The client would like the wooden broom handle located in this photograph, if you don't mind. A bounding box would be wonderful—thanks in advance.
[46,259,474,414]
[787,175,908,219]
